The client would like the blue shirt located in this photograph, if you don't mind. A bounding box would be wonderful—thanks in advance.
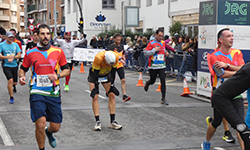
[0,41,21,67]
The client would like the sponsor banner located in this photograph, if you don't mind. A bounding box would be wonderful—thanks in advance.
[199,0,217,25]
[197,48,211,72]
[197,71,212,97]
[73,48,105,61]
[198,25,217,49]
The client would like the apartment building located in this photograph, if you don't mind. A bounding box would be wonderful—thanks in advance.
[0,0,20,34]
[19,0,25,37]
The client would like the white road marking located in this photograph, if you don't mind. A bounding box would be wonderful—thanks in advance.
[85,90,106,99]
[0,117,14,146]
[214,147,226,150]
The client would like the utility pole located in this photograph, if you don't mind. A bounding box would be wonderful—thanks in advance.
[24,0,27,36]
[75,0,84,34]
[54,0,57,36]
[121,1,125,35]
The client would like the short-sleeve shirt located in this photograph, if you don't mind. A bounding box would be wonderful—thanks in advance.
[26,41,37,51]
[14,39,22,51]
[108,43,124,68]
[145,40,166,69]
[0,41,22,67]
[22,45,67,97]
[207,48,245,93]
[91,51,119,76]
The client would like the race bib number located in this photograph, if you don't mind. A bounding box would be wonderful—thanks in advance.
[98,77,108,83]
[36,75,53,87]
[66,58,72,63]
[157,54,164,61]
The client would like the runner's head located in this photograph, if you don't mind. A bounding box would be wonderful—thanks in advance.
[105,51,116,66]
[65,32,71,42]
[33,31,39,42]
[155,29,164,42]
[217,28,233,49]
[113,33,121,45]
[10,28,16,39]
[5,31,14,44]
[37,24,51,47]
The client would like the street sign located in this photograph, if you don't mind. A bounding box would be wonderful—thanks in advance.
[28,24,35,31]
[36,23,41,28]
[28,18,35,24]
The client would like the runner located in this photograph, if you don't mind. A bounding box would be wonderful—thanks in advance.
[25,31,39,51]
[53,32,85,91]
[144,29,169,105]
[18,24,70,150]
[108,33,131,102]
[88,50,122,131]
[202,28,245,150]
[0,31,21,103]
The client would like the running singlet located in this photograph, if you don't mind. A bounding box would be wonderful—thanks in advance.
[0,41,21,67]
[91,51,119,76]
[108,43,124,69]
[145,40,166,69]
[22,46,68,97]
[207,48,245,94]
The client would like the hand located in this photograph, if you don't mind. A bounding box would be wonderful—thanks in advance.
[155,46,160,52]
[48,74,58,82]
[214,61,227,69]
[189,48,193,52]
[8,55,14,62]
[19,76,27,85]
[121,56,126,65]
[165,51,169,57]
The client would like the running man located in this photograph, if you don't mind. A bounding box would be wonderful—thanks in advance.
[19,24,70,150]
[53,32,85,91]
[202,28,245,150]
[108,33,131,102]
[25,31,39,51]
[88,50,122,131]
[0,31,21,103]
[144,29,169,105]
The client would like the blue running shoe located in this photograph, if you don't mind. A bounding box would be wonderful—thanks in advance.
[201,141,210,150]
[45,127,57,148]
[9,97,14,104]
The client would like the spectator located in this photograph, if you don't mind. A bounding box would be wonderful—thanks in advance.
[166,36,177,76]
[0,26,6,43]
[72,35,77,40]
[90,35,97,48]
[189,36,198,78]
[174,36,183,51]
[182,36,190,53]
[104,34,109,48]
[108,36,114,46]
[133,35,138,46]
[125,37,133,68]
[97,36,105,49]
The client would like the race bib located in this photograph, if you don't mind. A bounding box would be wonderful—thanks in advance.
[157,54,164,61]
[66,58,72,63]
[98,77,108,83]
[36,75,53,87]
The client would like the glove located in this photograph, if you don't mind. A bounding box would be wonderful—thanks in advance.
[90,87,99,98]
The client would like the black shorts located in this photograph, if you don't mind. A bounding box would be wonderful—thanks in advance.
[88,68,111,84]
[67,60,74,71]
[116,67,125,80]
[3,67,18,82]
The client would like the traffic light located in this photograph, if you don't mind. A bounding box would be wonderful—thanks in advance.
[78,17,83,34]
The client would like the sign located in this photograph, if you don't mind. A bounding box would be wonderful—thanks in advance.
[90,11,111,28]
[218,0,250,25]
[196,72,212,97]
[28,18,35,24]
[28,24,35,31]
[73,48,105,61]
[199,0,217,25]
[36,23,41,28]
[125,6,139,27]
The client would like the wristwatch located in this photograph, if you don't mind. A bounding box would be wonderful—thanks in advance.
[57,74,61,79]
[226,63,230,69]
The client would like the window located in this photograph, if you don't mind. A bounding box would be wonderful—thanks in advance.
[49,11,51,20]
[20,17,22,22]
[44,13,47,21]
[146,0,152,6]
[12,23,17,28]
[158,0,164,4]
[136,0,141,8]
[56,10,59,19]
[67,0,70,13]
[102,0,115,9]
[0,10,3,16]
[12,0,16,4]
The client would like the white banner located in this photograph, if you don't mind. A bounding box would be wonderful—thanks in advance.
[197,71,212,97]
[73,48,105,61]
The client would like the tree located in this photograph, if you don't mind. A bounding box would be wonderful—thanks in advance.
[169,21,182,36]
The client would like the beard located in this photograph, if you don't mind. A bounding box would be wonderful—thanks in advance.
[40,38,49,47]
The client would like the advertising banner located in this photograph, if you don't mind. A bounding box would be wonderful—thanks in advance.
[197,71,212,97]
[73,48,105,61]
[198,25,217,49]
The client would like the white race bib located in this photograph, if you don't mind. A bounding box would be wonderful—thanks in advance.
[157,54,164,61]
[36,75,53,87]
[66,58,72,63]
[98,77,108,83]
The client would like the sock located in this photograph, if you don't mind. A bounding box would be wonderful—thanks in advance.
[205,139,210,143]
[13,85,16,89]
[39,148,44,150]
[110,114,115,123]
[65,75,70,85]
[95,116,100,122]
[224,130,230,135]
[10,96,13,99]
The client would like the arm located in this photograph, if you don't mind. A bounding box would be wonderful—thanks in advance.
[19,64,30,85]
[53,35,64,46]
[14,52,21,59]
[165,43,176,52]
[73,38,86,47]
[182,43,189,51]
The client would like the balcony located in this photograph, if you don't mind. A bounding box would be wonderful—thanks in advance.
[60,0,65,7]
[38,3,47,12]
[61,16,65,24]
[27,5,38,14]
[10,4,17,11]
[0,3,10,9]
[11,16,17,23]
[20,22,25,26]
[0,15,10,21]
[20,12,24,16]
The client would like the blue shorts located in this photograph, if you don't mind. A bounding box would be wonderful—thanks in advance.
[29,94,62,123]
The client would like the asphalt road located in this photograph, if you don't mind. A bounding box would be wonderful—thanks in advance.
[0,64,244,150]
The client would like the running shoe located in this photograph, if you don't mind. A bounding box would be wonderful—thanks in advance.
[144,81,149,92]
[222,130,235,143]
[161,98,169,105]
[94,121,102,131]
[9,97,14,104]
[122,95,131,102]
[201,141,210,150]
[64,85,69,91]
[45,127,57,148]
[206,116,213,126]
[109,120,122,130]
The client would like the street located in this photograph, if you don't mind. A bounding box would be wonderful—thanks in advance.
[0,64,242,150]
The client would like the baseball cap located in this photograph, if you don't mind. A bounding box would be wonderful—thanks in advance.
[65,31,71,35]
[6,31,14,37]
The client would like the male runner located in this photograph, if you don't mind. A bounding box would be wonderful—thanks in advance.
[0,31,21,103]
[53,32,85,91]
[144,29,169,105]
[108,33,131,102]
[88,50,122,131]
[19,24,70,150]
[26,31,39,51]
[202,28,245,150]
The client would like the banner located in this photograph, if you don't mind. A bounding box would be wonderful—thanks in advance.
[73,48,105,61]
